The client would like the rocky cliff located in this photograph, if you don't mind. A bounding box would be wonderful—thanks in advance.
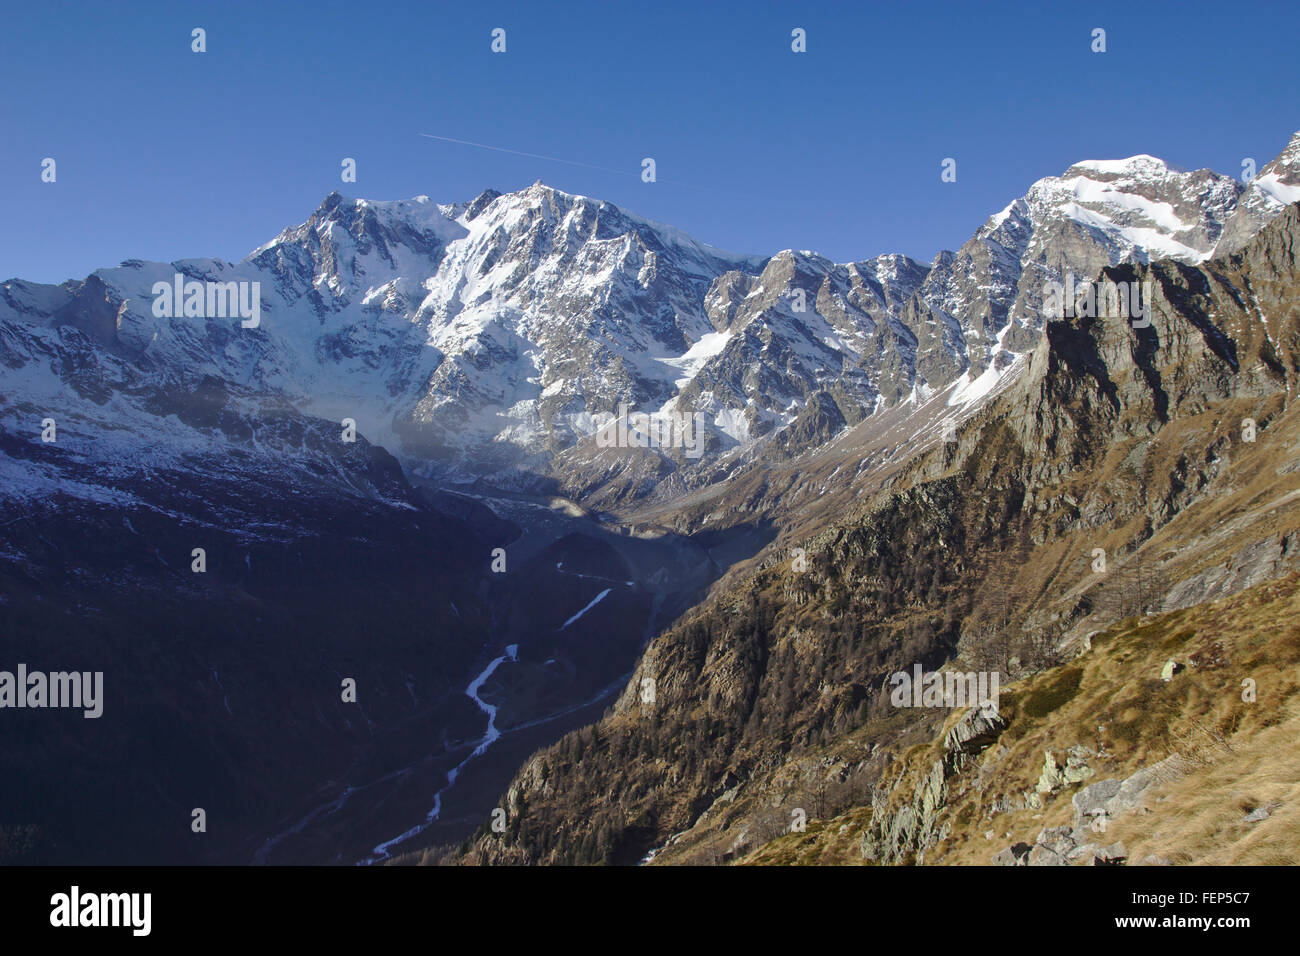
[451,203,1300,866]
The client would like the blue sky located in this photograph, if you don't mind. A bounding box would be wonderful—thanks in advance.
[3,0,1299,284]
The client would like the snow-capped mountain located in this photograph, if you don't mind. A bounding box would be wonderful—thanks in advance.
[910,152,1243,378]
[4,132,1299,509]
[5,131,1300,868]
[1214,132,1300,255]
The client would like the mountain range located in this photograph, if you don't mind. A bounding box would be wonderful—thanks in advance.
[7,132,1298,507]
[3,130,1299,866]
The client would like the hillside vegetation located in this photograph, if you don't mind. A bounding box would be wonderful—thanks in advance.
[445,205,1300,868]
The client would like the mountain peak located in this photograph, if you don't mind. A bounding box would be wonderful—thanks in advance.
[1065,154,1169,177]
[464,188,502,221]
[318,190,349,212]
[1273,130,1300,166]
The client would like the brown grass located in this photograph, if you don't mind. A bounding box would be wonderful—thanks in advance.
[742,572,1300,866]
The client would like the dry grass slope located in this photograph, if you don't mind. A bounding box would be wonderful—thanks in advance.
[745,573,1300,865]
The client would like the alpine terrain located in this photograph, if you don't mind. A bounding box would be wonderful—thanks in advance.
[3,130,1299,866]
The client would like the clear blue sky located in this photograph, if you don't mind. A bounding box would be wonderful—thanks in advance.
[3,0,1299,284]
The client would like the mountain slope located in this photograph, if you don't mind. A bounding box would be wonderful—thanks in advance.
[5,135,1300,867]
[451,201,1300,866]
[6,135,1298,514]
[745,572,1300,866]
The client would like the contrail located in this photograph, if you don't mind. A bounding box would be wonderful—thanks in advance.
[418,132,754,198]
[418,133,633,177]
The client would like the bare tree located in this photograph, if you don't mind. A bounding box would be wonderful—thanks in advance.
[1020,618,1068,670]
[968,622,1015,675]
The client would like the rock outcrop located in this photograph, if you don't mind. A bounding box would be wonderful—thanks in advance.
[861,706,1009,863]
[993,755,1188,865]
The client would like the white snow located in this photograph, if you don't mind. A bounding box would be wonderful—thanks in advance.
[1253,172,1300,206]
[560,588,612,629]
[1060,176,1192,233]
[654,330,732,387]
[947,362,1003,407]
[1061,202,1206,261]
[363,642,519,864]
[1072,155,1166,174]
[987,201,1017,230]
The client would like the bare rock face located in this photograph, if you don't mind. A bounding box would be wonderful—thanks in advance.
[1036,746,1095,794]
[1002,201,1300,496]
[8,138,1299,512]
[861,705,1010,863]
[461,167,1300,867]
[1163,532,1300,612]
[944,704,1010,760]
[1053,754,1191,853]
[994,823,1130,868]
[1214,131,1300,256]
[993,842,1033,866]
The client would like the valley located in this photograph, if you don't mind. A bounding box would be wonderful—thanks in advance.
[3,129,1299,867]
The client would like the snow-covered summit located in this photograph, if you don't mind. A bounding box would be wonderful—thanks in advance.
[5,134,1300,504]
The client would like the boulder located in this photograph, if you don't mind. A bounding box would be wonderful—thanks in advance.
[1028,844,1068,866]
[1067,843,1099,864]
[1063,747,1097,785]
[944,705,1009,772]
[1036,751,1065,794]
[1037,746,1096,794]
[1094,841,1128,865]
[1244,805,1274,823]
[992,842,1033,866]
[1072,778,1122,821]
[1036,825,1077,855]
